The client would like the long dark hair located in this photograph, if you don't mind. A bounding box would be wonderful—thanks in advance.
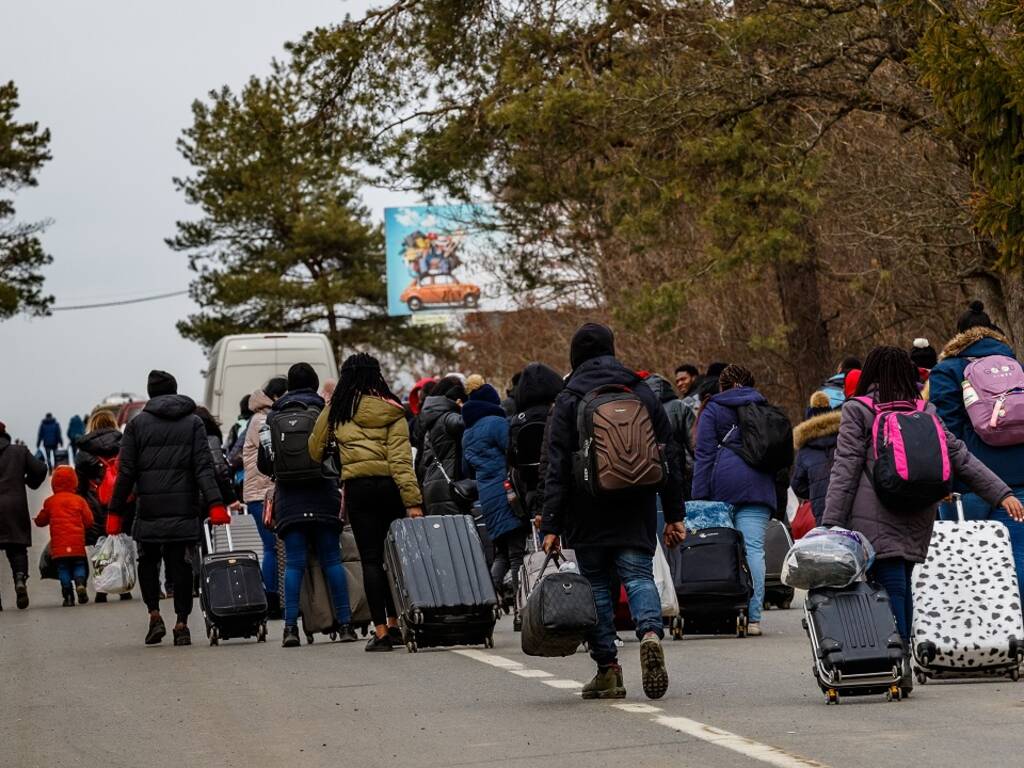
[327,353,399,430]
[855,346,921,403]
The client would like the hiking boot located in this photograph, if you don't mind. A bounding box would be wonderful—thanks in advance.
[338,624,359,643]
[282,625,301,648]
[145,615,167,645]
[747,622,763,637]
[640,632,669,700]
[900,653,914,697]
[14,574,29,610]
[582,664,626,700]
[173,626,191,646]
[267,592,282,621]
[95,593,108,604]
[387,626,404,644]
[75,582,89,605]
[365,633,394,652]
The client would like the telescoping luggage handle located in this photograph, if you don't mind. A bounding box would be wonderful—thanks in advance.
[952,492,965,523]
[203,508,235,555]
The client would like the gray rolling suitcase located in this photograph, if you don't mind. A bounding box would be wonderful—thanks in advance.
[764,519,795,610]
[341,525,372,635]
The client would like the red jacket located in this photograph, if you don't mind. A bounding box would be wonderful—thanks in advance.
[35,466,94,559]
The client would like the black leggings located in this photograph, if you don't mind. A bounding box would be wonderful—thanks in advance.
[0,544,28,579]
[138,541,195,621]
[346,476,406,626]
[491,526,529,602]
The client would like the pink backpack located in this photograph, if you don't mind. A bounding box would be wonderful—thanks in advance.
[962,355,1024,446]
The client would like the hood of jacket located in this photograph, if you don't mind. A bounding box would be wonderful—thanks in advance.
[419,394,459,430]
[68,415,85,433]
[514,363,563,411]
[793,410,842,450]
[463,400,506,428]
[144,394,197,421]
[645,374,679,404]
[272,389,324,412]
[51,465,78,493]
[41,415,58,427]
[248,389,274,414]
[565,355,642,396]
[710,386,766,409]
[939,326,1015,361]
[77,428,121,456]
[0,433,9,453]
[352,396,405,429]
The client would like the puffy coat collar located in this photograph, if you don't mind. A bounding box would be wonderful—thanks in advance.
[352,396,404,429]
[272,389,324,412]
[939,326,1014,361]
[710,386,766,408]
[144,394,196,420]
[77,428,121,456]
[419,394,459,430]
[463,400,506,428]
[645,374,679,404]
[248,389,274,413]
[793,410,841,450]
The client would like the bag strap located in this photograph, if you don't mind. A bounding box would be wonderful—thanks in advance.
[423,431,454,484]
[537,549,565,581]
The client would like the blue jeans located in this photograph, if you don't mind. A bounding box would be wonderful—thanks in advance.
[281,525,351,628]
[870,557,913,644]
[576,547,663,667]
[246,501,279,595]
[56,558,87,591]
[734,504,771,623]
[940,489,1024,605]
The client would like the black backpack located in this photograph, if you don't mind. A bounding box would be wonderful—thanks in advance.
[728,402,794,473]
[506,406,549,518]
[268,402,324,481]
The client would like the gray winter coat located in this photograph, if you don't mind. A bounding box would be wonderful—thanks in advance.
[823,397,1011,562]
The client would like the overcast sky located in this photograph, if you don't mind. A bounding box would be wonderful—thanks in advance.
[0,1,415,445]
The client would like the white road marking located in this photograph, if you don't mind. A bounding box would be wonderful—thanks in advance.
[452,647,831,768]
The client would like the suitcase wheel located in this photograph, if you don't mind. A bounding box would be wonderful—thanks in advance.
[513,616,522,633]
[671,616,683,641]
[484,635,494,649]
[306,634,315,645]
[257,623,268,643]
[779,599,792,610]
[1011,668,1020,683]
[886,685,902,702]
[916,671,928,685]
[825,688,839,705]
[406,639,418,653]
[736,612,748,638]
[209,627,219,647]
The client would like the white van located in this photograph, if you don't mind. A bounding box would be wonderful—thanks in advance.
[204,333,339,434]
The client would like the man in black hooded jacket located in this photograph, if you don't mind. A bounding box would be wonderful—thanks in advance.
[541,323,686,701]
[108,370,227,647]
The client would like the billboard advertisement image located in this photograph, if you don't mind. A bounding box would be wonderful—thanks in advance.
[385,205,499,319]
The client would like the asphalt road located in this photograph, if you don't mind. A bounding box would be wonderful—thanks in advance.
[3,485,1024,768]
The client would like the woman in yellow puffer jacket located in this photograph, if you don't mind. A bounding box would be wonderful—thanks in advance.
[309,353,423,652]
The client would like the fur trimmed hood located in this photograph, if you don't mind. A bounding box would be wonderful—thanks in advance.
[939,326,1013,361]
[793,410,842,450]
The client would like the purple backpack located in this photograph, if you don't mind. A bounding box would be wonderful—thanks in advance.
[855,398,952,509]
[962,355,1024,446]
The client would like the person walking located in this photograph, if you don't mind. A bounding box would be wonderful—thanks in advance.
[66,415,85,464]
[259,363,355,648]
[107,370,228,646]
[0,421,48,610]
[36,413,63,471]
[644,373,695,494]
[822,345,1020,693]
[510,362,564,531]
[241,377,288,618]
[416,376,467,515]
[541,323,685,700]
[790,391,841,526]
[691,364,779,637]
[929,300,1024,594]
[308,353,423,652]
[34,466,94,606]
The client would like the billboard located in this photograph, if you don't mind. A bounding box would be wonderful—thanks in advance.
[385,205,499,319]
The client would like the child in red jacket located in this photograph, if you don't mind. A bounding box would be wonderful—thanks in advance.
[35,466,94,606]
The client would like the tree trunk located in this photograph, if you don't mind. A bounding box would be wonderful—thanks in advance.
[997,268,1024,349]
[775,252,832,405]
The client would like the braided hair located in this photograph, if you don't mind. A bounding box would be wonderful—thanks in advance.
[854,346,921,403]
[327,353,399,430]
[718,364,755,391]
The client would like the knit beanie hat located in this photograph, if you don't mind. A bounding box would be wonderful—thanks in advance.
[469,383,501,406]
[570,323,615,370]
[910,338,938,370]
[806,391,832,419]
[957,300,993,333]
[147,370,178,398]
[287,362,320,392]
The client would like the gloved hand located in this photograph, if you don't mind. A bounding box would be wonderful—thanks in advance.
[105,514,122,536]
[209,505,231,526]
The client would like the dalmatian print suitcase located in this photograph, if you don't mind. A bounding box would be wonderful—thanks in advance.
[911,494,1024,683]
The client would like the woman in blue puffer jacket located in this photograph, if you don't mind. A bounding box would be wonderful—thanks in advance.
[462,384,529,602]
[692,365,778,636]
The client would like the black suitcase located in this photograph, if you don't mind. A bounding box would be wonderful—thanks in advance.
[764,519,795,609]
[385,515,499,652]
[200,519,268,645]
[803,581,904,704]
[666,527,752,638]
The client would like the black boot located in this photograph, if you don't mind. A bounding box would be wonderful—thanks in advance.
[61,586,75,607]
[14,574,28,610]
[282,625,301,648]
[119,592,132,601]
[267,592,282,621]
[145,613,167,645]
[95,592,108,604]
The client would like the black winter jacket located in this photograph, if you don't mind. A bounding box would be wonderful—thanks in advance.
[416,394,465,516]
[0,433,47,548]
[645,374,694,488]
[540,356,684,553]
[511,363,563,517]
[258,389,341,535]
[110,395,223,544]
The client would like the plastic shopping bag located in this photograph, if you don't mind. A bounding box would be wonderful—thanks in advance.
[653,542,679,618]
[90,534,137,594]
[781,526,875,590]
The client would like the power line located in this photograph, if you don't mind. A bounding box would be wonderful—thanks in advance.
[51,290,189,312]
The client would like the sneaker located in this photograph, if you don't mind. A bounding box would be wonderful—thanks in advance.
[387,626,404,644]
[338,624,359,643]
[95,593,108,604]
[145,615,167,645]
[172,626,191,646]
[640,632,669,700]
[747,622,763,637]
[282,625,301,648]
[365,633,394,652]
[14,575,29,610]
[76,583,89,605]
[582,664,626,700]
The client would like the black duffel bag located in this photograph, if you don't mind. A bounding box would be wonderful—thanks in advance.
[521,551,598,657]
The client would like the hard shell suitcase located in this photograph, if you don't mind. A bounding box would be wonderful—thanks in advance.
[911,494,1024,682]
[803,581,904,703]
[764,519,795,610]
[341,525,371,635]
[385,515,499,652]
[666,527,752,638]
[200,519,268,645]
